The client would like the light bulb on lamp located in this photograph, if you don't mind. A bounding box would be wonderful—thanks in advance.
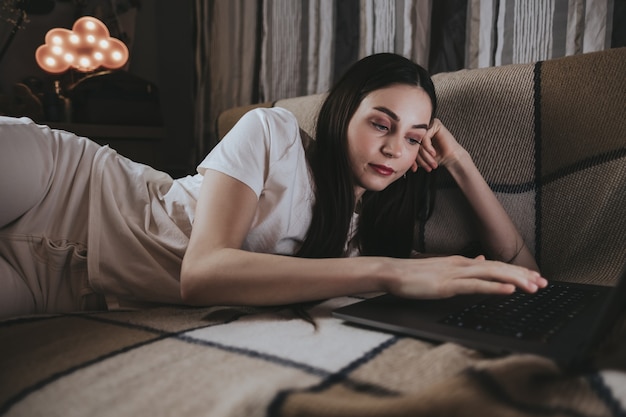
[35,16,129,73]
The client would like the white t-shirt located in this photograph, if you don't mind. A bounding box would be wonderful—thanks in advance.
[88,107,315,307]
[195,107,315,255]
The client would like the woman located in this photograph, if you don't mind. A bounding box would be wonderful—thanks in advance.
[0,53,544,318]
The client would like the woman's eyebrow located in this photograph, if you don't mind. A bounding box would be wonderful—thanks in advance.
[373,106,428,130]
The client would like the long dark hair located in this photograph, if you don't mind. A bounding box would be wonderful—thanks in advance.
[296,53,437,259]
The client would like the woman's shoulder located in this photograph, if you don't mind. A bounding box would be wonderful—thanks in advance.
[199,107,304,172]
[231,107,303,155]
[244,106,297,121]
[240,107,300,136]
[196,106,309,197]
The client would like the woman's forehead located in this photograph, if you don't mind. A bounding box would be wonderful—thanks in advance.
[360,85,432,122]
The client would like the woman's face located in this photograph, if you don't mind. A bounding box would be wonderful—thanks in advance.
[346,84,432,200]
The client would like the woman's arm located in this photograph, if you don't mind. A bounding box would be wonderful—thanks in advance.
[180,169,545,307]
[416,119,539,271]
[180,170,381,305]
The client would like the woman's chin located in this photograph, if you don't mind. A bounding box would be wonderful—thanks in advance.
[361,177,401,192]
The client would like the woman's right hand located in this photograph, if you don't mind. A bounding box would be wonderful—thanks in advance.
[415,118,467,173]
[384,255,547,300]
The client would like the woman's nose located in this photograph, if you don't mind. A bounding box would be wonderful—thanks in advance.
[381,136,402,158]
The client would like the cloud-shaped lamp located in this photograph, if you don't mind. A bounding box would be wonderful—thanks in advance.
[35,16,129,73]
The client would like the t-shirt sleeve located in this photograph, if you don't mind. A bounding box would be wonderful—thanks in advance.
[198,107,301,198]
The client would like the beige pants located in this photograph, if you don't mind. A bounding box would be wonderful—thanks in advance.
[0,118,106,319]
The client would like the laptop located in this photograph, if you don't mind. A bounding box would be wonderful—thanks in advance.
[333,264,626,367]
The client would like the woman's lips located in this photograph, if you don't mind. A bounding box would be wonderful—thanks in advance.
[370,164,395,176]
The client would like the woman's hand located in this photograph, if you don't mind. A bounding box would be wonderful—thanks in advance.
[384,255,547,300]
[414,118,467,172]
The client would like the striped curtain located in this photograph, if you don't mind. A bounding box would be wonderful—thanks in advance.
[193,0,261,162]
[466,0,619,68]
[259,0,433,102]
[193,0,622,157]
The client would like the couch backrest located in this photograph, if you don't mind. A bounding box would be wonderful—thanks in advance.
[218,48,626,285]
[427,48,626,285]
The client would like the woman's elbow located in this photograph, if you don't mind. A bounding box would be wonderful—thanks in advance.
[180,249,244,306]
[179,259,212,306]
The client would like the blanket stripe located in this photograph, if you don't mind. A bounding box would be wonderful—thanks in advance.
[533,60,544,267]
[267,337,401,417]
[587,373,626,417]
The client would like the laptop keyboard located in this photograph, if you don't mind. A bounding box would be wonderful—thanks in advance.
[440,283,601,342]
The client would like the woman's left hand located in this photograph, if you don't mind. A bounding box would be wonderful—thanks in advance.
[414,118,467,172]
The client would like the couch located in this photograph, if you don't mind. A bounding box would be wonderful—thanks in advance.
[1,47,625,417]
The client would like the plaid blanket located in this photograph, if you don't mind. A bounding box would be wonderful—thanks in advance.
[1,48,625,416]
[1,299,625,417]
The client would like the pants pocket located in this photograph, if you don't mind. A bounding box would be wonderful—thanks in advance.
[0,234,100,316]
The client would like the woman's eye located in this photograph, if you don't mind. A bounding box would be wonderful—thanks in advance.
[407,137,422,145]
[372,122,389,132]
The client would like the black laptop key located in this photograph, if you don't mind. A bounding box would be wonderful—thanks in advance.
[440,283,601,342]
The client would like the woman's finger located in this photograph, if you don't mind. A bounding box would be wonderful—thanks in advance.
[462,261,546,293]
[420,134,437,158]
[421,119,441,156]
[415,147,438,171]
[443,278,517,297]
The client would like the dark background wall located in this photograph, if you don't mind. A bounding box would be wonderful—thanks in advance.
[0,1,195,177]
